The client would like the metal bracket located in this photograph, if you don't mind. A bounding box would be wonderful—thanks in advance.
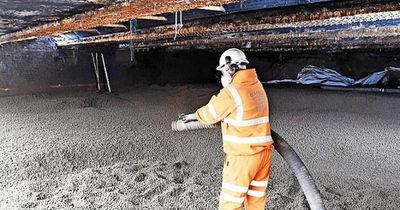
[174,11,183,40]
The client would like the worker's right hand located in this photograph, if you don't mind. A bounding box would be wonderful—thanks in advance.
[179,113,197,123]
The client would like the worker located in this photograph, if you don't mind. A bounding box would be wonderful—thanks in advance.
[179,48,274,210]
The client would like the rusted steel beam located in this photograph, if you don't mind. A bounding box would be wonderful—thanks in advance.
[58,8,400,47]
[57,2,400,46]
[0,0,240,44]
[132,36,400,52]
[119,26,400,48]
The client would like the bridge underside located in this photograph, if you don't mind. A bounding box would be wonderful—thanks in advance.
[0,0,399,52]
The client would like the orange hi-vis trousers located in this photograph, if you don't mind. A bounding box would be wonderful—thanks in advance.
[218,148,273,210]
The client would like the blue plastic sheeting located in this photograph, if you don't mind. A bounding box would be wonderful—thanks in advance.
[266,66,400,88]
[224,0,331,13]
[297,65,355,87]
[354,67,400,87]
[60,33,79,41]
[249,19,400,37]
[35,37,58,49]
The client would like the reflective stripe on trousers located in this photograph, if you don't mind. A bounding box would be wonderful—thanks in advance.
[219,149,273,210]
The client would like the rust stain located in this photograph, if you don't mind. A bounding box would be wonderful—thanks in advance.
[115,26,400,50]
[0,0,240,44]
[57,2,400,47]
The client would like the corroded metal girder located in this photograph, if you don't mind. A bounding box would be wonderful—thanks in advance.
[130,27,400,50]
[0,0,239,44]
[57,2,400,47]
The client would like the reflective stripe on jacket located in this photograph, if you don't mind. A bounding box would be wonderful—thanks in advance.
[195,69,273,155]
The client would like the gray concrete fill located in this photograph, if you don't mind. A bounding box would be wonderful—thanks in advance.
[0,85,399,209]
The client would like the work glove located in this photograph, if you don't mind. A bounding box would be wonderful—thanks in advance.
[179,113,197,123]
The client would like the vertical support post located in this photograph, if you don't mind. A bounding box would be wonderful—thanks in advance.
[96,53,100,90]
[174,12,178,40]
[101,53,112,93]
[130,19,137,62]
[91,52,101,91]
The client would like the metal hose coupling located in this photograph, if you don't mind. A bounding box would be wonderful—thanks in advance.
[171,120,218,132]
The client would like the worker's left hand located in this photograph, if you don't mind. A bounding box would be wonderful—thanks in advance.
[179,113,197,123]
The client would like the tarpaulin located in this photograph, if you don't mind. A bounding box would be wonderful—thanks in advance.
[296,65,355,87]
[354,67,400,88]
[265,66,400,88]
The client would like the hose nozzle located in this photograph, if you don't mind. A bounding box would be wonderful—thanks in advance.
[171,120,218,132]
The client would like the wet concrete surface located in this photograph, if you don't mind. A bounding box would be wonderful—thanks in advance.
[0,85,399,209]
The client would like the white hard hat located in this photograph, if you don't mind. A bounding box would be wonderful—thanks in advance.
[216,48,249,71]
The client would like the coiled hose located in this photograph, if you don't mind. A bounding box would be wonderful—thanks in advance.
[171,120,326,210]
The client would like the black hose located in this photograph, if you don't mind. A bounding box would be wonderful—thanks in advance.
[271,131,326,210]
[171,120,326,210]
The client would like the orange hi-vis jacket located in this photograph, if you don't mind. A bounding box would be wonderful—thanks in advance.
[195,69,273,155]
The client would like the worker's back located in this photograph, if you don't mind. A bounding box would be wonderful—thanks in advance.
[221,69,273,155]
[195,68,273,155]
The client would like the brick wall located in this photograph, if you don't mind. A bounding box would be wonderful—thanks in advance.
[0,41,218,94]
[1,40,400,95]
[0,41,96,93]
